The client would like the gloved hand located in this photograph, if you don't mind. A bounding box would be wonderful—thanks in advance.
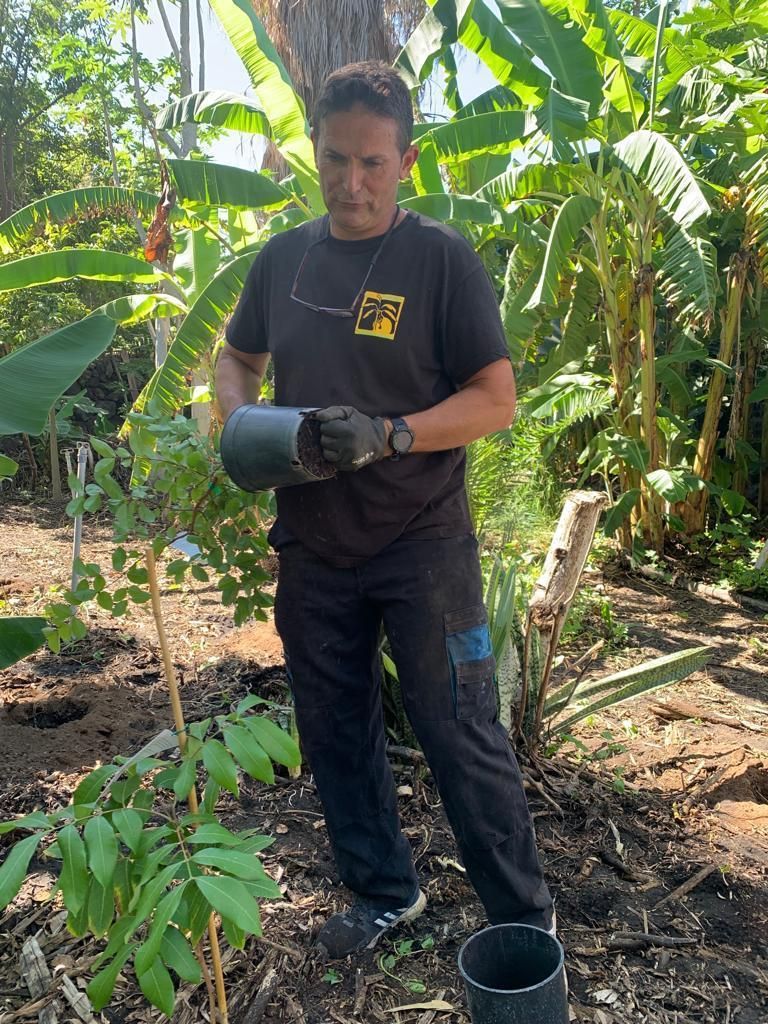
[314,406,389,472]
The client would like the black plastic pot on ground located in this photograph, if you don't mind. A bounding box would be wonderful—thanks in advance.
[220,404,336,491]
[458,923,568,1024]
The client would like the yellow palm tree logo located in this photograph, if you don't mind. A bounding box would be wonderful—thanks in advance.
[355,291,405,340]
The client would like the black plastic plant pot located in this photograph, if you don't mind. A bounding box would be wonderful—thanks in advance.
[220,404,337,492]
[458,924,568,1024]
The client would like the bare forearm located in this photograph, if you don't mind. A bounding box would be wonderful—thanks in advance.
[387,363,516,453]
[214,349,264,420]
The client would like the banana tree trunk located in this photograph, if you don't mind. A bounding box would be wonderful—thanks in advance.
[732,329,760,497]
[594,223,640,550]
[636,257,663,552]
[48,407,62,502]
[683,249,753,534]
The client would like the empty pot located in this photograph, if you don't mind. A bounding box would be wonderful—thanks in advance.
[220,404,337,492]
[458,924,568,1024]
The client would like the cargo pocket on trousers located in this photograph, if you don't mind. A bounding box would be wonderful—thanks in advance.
[445,605,496,721]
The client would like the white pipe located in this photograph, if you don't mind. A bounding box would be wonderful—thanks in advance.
[70,444,89,592]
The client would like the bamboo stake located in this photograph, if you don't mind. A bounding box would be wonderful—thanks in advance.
[146,546,229,1024]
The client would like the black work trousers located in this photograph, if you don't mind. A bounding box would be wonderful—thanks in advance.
[273,533,553,927]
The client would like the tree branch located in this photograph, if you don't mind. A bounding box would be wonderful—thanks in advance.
[156,0,180,62]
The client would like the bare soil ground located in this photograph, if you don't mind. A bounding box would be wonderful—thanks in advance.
[0,498,766,1024]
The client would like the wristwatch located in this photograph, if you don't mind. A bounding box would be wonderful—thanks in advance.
[388,417,414,460]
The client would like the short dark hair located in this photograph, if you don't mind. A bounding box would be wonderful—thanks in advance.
[313,61,414,154]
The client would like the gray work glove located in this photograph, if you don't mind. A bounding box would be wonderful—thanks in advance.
[314,406,389,472]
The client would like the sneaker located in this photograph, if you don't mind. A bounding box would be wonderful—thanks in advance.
[317,888,427,959]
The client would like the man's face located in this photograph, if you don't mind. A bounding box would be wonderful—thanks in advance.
[312,104,418,240]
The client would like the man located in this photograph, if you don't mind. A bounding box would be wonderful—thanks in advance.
[216,61,554,959]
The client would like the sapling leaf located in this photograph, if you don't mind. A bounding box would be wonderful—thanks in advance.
[243,715,301,769]
[134,884,186,976]
[73,764,117,806]
[84,815,118,889]
[184,822,242,846]
[195,875,262,935]
[222,724,273,784]
[88,878,114,937]
[130,862,181,928]
[87,943,135,1011]
[112,809,144,853]
[191,847,279,889]
[160,926,202,983]
[67,898,90,937]
[221,914,247,949]
[202,739,240,796]
[173,758,197,802]
[0,833,41,909]
[0,810,51,835]
[58,824,88,914]
[137,954,176,1017]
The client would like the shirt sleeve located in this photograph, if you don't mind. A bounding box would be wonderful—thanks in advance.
[440,260,510,387]
[225,251,269,355]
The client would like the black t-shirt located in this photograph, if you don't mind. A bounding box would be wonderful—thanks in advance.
[226,209,509,567]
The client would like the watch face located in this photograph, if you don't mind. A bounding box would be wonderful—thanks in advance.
[392,429,412,454]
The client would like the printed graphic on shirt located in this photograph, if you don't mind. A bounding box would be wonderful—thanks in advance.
[354,291,405,340]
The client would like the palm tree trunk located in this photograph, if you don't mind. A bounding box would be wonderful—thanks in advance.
[683,248,753,534]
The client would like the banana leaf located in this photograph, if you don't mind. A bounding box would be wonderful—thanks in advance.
[461,0,549,106]
[0,188,159,255]
[420,110,537,164]
[0,454,18,481]
[612,130,710,229]
[166,160,288,210]
[0,249,167,293]
[138,251,260,416]
[157,90,272,136]
[525,195,600,310]
[496,0,604,114]
[209,0,322,212]
[396,0,475,89]
[0,315,116,436]
[656,226,718,327]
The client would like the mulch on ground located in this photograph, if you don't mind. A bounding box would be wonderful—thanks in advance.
[0,498,766,1024]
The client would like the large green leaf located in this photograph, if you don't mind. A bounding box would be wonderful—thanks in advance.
[566,0,643,122]
[476,160,586,207]
[607,9,657,59]
[525,195,600,310]
[167,159,288,210]
[157,90,272,137]
[0,454,18,481]
[0,188,159,255]
[397,0,476,89]
[612,130,710,229]
[534,88,592,157]
[194,875,263,935]
[0,833,42,909]
[744,156,768,282]
[0,315,117,437]
[0,249,166,292]
[173,227,222,305]
[209,0,322,211]
[139,250,258,415]
[84,815,118,889]
[400,193,531,242]
[0,616,48,669]
[137,955,175,1017]
[496,0,604,114]
[420,110,537,164]
[657,227,718,327]
[461,0,550,106]
[96,293,189,326]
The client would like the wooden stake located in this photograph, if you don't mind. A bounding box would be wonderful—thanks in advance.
[146,546,229,1024]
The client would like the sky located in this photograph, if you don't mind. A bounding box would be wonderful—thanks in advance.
[134,2,497,170]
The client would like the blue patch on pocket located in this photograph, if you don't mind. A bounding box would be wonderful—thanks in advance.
[446,624,492,665]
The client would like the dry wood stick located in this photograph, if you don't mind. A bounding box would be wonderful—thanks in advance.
[241,968,279,1024]
[653,864,717,909]
[146,546,229,1024]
